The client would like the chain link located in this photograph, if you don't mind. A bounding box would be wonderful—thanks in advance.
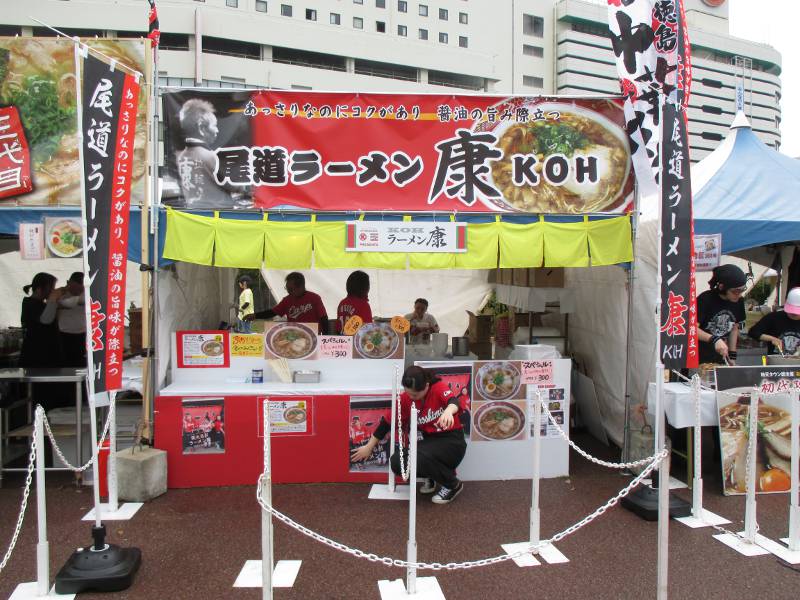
[0,407,40,574]
[255,448,667,571]
[42,400,115,473]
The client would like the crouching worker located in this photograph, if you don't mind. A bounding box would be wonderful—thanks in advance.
[350,366,467,504]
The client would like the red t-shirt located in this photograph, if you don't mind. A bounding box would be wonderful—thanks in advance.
[399,381,465,436]
[214,421,222,432]
[337,295,373,333]
[273,291,328,324]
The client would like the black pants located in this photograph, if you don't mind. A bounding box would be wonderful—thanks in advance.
[390,430,466,489]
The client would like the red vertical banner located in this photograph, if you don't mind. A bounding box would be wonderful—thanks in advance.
[0,106,33,199]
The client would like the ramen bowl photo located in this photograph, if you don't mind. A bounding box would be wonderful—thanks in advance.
[46,218,83,257]
[475,362,521,401]
[284,407,307,424]
[354,323,400,359]
[266,323,317,359]
[201,339,224,357]
[473,401,526,441]
[476,100,631,213]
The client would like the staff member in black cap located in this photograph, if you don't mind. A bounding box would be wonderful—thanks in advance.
[697,264,747,364]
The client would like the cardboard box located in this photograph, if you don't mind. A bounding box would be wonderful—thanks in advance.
[470,341,493,360]
[499,268,513,285]
[528,267,565,288]
[466,311,492,343]
[512,268,529,287]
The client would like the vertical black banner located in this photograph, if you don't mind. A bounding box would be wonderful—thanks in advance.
[659,102,697,369]
[81,53,125,394]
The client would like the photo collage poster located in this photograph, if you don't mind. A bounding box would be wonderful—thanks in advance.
[181,398,225,455]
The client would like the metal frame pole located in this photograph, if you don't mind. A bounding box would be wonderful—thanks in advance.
[35,406,49,595]
[656,363,669,600]
[789,388,800,551]
[691,375,703,519]
[388,365,398,493]
[529,389,542,547]
[108,393,118,512]
[261,400,273,600]
[406,405,418,595]
[744,388,759,544]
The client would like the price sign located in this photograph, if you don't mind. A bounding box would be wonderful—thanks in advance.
[319,336,353,359]
[521,360,554,386]
[343,315,364,336]
[391,316,410,334]
[230,333,264,357]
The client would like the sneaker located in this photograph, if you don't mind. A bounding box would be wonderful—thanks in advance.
[432,481,463,504]
[419,478,437,494]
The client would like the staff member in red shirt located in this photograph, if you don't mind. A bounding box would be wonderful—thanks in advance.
[351,366,468,504]
[337,270,373,334]
[245,272,329,334]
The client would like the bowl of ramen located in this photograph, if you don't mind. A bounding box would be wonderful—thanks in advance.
[476,100,631,213]
[473,401,526,440]
[284,407,307,424]
[201,339,224,356]
[718,388,793,493]
[354,323,400,359]
[46,218,82,257]
[266,323,317,359]
[475,362,521,400]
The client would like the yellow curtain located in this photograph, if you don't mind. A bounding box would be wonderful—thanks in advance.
[162,209,216,266]
[542,219,590,267]
[454,222,499,269]
[312,222,363,269]
[498,222,544,268]
[265,221,313,269]
[213,218,265,268]
[588,216,633,266]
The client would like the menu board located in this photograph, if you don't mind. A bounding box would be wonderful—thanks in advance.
[471,360,528,443]
[318,335,353,359]
[349,396,392,473]
[181,398,225,455]
[176,331,230,368]
[521,360,554,386]
[230,333,265,357]
[258,397,313,437]
[263,322,319,360]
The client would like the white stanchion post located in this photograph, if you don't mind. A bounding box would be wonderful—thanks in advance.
[262,401,273,600]
[35,407,49,596]
[89,397,103,531]
[788,388,800,551]
[656,363,669,600]
[691,375,702,519]
[389,366,399,493]
[744,389,759,545]
[108,395,118,513]
[529,390,542,548]
[406,405,418,596]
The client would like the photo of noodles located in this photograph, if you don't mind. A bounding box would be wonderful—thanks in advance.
[46,218,82,257]
[284,407,307,424]
[266,323,317,359]
[473,401,526,441]
[354,323,400,359]
[718,388,794,495]
[475,362,521,401]
[0,37,148,206]
[481,101,631,213]
[201,340,224,357]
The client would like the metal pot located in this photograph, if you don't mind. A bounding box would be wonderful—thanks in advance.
[452,336,470,356]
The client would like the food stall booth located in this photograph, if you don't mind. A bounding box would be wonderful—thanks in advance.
[151,89,636,488]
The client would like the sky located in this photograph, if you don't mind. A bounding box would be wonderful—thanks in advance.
[729,0,800,157]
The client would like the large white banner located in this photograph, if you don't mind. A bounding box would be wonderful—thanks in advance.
[345,221,467,253]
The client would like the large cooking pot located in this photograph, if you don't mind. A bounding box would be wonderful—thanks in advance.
[452,336,470,356]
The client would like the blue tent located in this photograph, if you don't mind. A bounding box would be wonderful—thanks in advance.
[693,112,800,254]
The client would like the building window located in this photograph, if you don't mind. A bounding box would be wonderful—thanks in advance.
[701,132,724,141]
[701,78,723,88]
[523,14,544,37]
[439,32,448,44]
[226,0,238,7]
[376,0,386,7]
[523,75,543,88]
[419,28,428,40]
[281,4,292,17]
[439,8,448,20]
[398,0,407,12]
[522,44,543,57]
[306,8,317,20]
[255,0,267,12]
[459,12,468,24]
[459,35,468,48]
[354,0,363,4]
[398,24,407,36]
[376,21,386,32]
[330,12,341,25]
[419,4,428,17]
[701,104,722,115]
[354,16,364,29]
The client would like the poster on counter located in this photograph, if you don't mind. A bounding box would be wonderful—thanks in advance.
[263,322,319,360]
[182,398,225,454]
[230,332,264,357]
[177,330,230,368]
[352,322,404,360]
[318,335,353,359]
[694,234,722,272]
[471,399,528,442]
[529,387,566,438]
[258,397,313,436]
[716,366,800,496]
[473,361,526,402]
[349,396,392,472]
[18,223,44,260]
[414,361,473,436]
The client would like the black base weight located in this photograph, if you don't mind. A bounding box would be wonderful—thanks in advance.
[621,485,692,521]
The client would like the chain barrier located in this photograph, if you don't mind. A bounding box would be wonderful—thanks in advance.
[42,401,115,473]
[0,407,40,574]
[255,447,667,571]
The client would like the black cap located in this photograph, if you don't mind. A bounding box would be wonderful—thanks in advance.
[711,264,746,289]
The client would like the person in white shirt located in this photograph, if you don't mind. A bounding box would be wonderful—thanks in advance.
[40,271,86,367]
[405,298,439,344]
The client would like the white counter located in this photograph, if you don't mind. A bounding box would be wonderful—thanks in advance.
[159,380,394,397]
[646,381,718,429]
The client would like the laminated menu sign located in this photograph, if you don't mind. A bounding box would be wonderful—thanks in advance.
[471,360,528,443]
[521,360,554,386]
[177,330,230,368]
[530,387,566,438]
[18,223,44,260]
[318,335,352,359]
[182,398,225,455]
[258,397,313,436]
[230,333,264,357]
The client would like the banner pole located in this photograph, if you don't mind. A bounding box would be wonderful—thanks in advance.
[34,406,50,595]
[691,375,703,519]
[656,362,669,600]
[744,388,759,544]
[108,392,119,513]
[389,365,398,493]
[529,389,542,548]
[406,405,418,595]
[788,388,799,551]
[261,400,273,600]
